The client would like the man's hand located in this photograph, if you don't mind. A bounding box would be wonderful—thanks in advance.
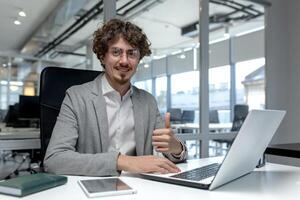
[117,155,180,174]
[152,113,183,155]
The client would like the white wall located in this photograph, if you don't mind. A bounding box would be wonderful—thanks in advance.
[266,0,300,145]
[265,0,300,166]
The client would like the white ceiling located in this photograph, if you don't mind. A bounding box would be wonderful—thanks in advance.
[0,0,265,61]
[0,0,61,54]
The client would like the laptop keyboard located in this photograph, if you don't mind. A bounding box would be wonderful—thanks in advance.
[171,163,220,181]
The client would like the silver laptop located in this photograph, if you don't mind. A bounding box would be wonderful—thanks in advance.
[141,109,286,190]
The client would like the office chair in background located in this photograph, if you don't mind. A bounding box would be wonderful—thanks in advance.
[231,104,249,131]
[168,108,182,124]
[181,110,195,123]
[212,105,249,156]
[39,67,101,164]
[209,109,220,124]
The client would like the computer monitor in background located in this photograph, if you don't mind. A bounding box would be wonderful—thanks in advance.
[17,95,40,128]
[18,95,40,119]
[3,104,19,126]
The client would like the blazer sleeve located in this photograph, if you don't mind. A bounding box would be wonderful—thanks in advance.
[43,90,120,176]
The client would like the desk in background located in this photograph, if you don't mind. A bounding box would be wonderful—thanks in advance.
[1,158,300,200]
[0,128,40,150]
[266,143,300,158]
[172,123,232,134]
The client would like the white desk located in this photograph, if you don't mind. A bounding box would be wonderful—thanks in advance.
[172,123,232,133]
[0,128,40,150]
[1,158,300,200]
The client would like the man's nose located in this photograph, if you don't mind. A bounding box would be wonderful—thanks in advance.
[119,53,129,65]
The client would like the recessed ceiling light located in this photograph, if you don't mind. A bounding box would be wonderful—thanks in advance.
[178,53,186,59]
[18,10,26,17]
[14,19,21,25]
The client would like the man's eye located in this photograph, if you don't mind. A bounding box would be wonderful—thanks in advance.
[128,50,138,58]
[127,50,135,57]
[112,49,121,56]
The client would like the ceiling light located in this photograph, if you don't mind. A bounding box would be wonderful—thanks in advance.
[14,19,21,25]
[0,81,8,85]
[179,53,186,59]
[2,64,7,67]
[18,10,26,17]
[144,63,150,68]
[10,85,19,92]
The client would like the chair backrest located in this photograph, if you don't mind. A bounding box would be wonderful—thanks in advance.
[181,110,195,123]
[231,104,249,131]
[209,109,219,124]
[39,67,101,160]
[168,108,182,123]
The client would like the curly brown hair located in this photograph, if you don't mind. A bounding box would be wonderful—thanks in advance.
[92,19,151,66]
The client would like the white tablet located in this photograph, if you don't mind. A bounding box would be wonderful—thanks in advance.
[78,178,137,198]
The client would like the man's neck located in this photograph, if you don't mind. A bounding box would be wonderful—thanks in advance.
[105,74,131,97]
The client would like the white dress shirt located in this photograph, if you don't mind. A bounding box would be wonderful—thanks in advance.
[101,75,186,161]
[102,75,136,156]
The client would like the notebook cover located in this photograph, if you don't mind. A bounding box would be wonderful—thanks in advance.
[0,173,67,197]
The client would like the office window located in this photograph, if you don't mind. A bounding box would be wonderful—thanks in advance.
[209,140,232,157]
[235,58,265,110]
[186,140,200,159]
[0,85,7,110]
[171,71,199,110]
[209,65,231,125]
[155,76,167,113]
[134,79,152,94]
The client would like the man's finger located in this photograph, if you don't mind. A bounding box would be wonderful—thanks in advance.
[156,147,169,152]
[153,129,170,135]
[152,142,168,147]
[165,112,170,128]
[162,159,181,172]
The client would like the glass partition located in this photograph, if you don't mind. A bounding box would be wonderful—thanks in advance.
[208,0,265,156]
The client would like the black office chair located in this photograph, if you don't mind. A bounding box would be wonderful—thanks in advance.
[231,104,249,132]
[212,105,248,156]
[168,108,182,124]
[39,67,101,163]
[181,110,195,123]
[209,109,219,124]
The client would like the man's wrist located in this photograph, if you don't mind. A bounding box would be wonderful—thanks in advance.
[117,154,129,171]
[172,140,184,157]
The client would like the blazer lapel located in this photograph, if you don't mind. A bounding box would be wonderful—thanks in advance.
[132,89,145,156]
[91,73,110,152]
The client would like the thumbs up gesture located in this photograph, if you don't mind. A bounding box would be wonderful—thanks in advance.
[152,112,183,155]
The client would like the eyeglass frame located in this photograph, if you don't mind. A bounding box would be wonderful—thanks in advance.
[108,47,140,60]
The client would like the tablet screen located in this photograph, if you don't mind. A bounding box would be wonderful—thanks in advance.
[80,178,132,193]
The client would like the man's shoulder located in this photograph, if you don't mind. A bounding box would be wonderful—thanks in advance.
[66,75,100,97]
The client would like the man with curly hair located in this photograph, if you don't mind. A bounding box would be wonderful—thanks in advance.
[44,19,187,176]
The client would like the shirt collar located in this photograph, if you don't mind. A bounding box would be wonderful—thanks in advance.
[101,74,133,98]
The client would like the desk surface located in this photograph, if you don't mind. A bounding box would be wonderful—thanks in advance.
[1,158,300,200]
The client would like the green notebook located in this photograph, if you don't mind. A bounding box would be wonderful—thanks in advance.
[0,173,67,197]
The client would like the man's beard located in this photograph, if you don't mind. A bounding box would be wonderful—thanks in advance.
[115,72,131,85]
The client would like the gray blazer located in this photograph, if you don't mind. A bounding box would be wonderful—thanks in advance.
[44,73,185,176]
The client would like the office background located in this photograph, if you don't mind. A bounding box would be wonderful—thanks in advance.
[0,0,299,166]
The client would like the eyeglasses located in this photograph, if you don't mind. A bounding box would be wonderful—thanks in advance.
[109,47,140,60]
